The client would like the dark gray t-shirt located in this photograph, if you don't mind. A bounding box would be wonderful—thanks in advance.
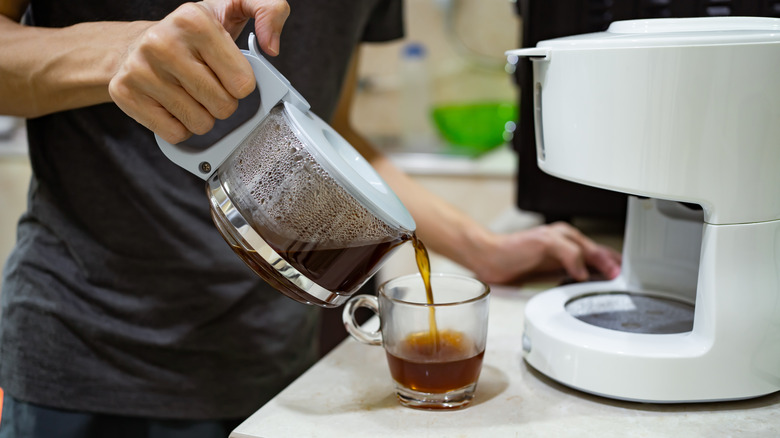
[0,0,403,420]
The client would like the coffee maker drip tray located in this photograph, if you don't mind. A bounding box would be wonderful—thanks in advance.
[565,292,694,334]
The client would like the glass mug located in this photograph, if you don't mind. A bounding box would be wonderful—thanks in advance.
[343,273,490,410]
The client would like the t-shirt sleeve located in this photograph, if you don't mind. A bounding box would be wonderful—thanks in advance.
[362,0,404,42]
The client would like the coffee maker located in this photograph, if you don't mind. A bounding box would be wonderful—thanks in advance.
[508,17,780,402]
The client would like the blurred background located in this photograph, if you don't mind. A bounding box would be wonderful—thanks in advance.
[353,0,520,158]
[9,0,768,289]
[0,115,28,280]
[0,0,528,281]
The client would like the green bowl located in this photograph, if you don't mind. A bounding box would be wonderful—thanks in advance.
[431,101,518,153]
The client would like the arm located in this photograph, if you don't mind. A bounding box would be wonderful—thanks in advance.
[0,0,289,143]
[330,48,621,285]
[0,0,150,117]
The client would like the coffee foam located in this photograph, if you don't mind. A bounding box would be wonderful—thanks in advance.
[224,106,402,246]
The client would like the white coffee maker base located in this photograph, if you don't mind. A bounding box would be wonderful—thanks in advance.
[522,270,780,403]
[508,18,780,404]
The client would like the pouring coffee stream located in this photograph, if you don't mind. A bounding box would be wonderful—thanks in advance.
[412,235,440,346]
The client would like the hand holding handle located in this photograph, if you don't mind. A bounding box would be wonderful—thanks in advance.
[155,33,310,180]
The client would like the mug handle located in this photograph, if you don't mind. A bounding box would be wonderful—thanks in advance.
[342,295,382,346]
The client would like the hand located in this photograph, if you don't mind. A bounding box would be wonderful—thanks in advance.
[470,221,622,285]
[108,0,290,144]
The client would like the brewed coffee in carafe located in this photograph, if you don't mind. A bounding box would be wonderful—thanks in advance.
[157,33,416,308]
[210,106,413,306]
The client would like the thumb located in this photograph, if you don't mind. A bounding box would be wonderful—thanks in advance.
[250,0,290,56]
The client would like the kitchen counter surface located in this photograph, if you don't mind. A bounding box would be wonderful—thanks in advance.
[230,282,780,438]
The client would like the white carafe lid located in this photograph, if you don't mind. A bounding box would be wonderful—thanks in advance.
[535,17,780,50]
[282,102,416,233]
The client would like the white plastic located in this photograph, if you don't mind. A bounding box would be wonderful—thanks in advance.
[507,17,780,225]
[282,102,415,231]
[505,47,550,60]
[522,198,780,402]
[507,17,780,50]
[508,17,780,402]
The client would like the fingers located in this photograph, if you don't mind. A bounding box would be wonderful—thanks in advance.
[546,228,589,281]
[110,69,201,144]
[250,0,290,56]
[547,222,622,281]
[180,5,255,107]
[587,245,622,279]
[470,223,622,285]
[108,34,197,143]
[559,224,622,279]
[109,2,258,144]
[201,0,290,55]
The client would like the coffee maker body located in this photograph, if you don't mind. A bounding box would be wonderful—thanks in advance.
[508,17,780,402]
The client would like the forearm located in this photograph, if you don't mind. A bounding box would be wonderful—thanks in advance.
[330,50,495,275]
[0,15,151,117]
[379,156,495,267]
[339,127,495,274]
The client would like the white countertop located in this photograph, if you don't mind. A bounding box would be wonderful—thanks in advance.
[230,282,780,438]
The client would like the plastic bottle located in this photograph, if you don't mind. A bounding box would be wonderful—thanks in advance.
[399,42,438,153]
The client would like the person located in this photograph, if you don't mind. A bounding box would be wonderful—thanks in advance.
[0,0,621,436]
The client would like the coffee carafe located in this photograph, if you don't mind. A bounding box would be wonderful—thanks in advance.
[156,33,416,308]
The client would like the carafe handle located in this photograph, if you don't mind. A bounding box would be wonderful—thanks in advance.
[155,33,310,180]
